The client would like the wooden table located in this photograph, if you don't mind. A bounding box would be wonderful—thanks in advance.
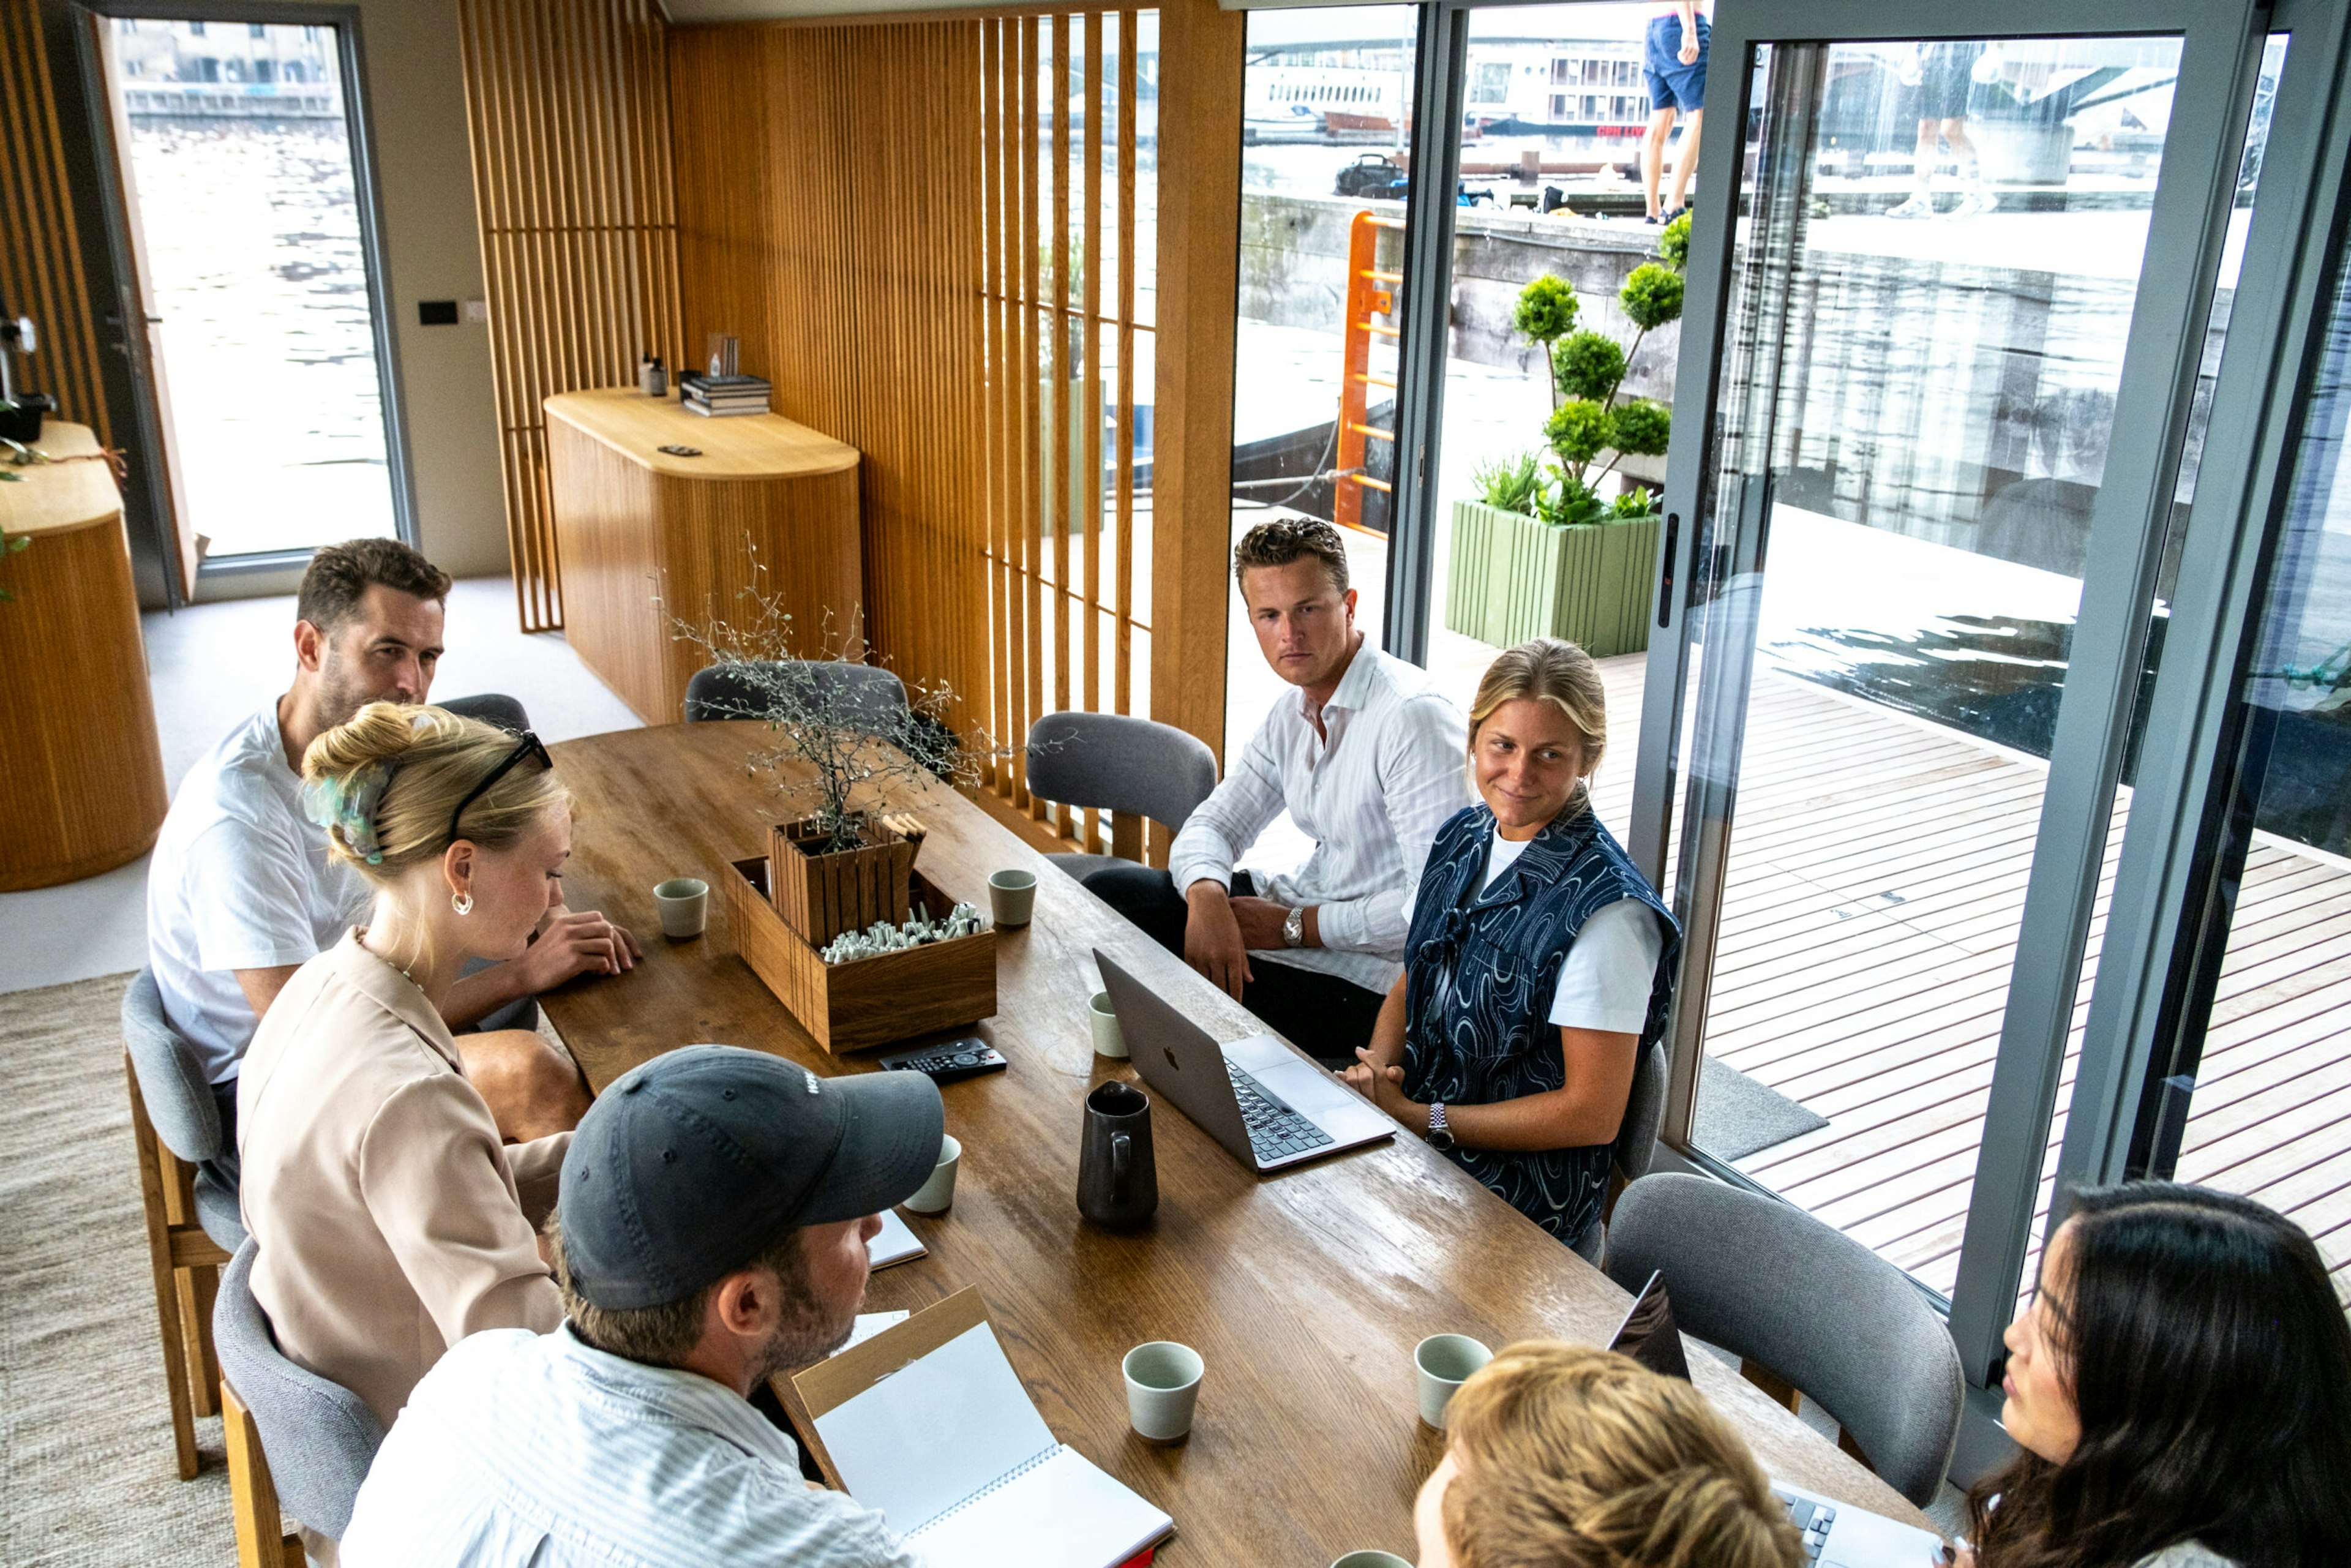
[542,723,1936,1562]
[544,389,861,726]
[0,422,168,890]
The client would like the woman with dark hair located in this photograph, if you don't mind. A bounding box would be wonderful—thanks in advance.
[1965,1182,2351,1568]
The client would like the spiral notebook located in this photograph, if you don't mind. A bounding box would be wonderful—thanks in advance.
[793,1288,1173,1568]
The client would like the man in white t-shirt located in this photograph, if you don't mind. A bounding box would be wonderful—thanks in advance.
[146,539,639,1173]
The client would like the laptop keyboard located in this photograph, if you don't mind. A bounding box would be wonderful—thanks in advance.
[1774,1489,1835,1562]
[1226,1061,1335,1163]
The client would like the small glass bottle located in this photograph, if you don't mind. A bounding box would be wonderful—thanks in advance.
[639,354,667,398]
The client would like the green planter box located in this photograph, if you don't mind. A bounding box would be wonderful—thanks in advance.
[1443,499,1659,658]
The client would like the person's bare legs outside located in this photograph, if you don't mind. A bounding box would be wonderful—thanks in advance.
[1641,105,1679,221]
[1664,108,1702,217]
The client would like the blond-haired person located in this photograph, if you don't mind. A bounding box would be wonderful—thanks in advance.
[1415,1342,1804,1568]
[1344,639,1679,1259]
[239,703,583,1429]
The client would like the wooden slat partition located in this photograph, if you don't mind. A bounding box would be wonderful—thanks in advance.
[457,0,684,632]
[0,0,114,449]
[672,9,1168,861]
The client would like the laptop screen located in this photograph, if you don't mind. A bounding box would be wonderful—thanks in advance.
[1607,1270,1693,1382]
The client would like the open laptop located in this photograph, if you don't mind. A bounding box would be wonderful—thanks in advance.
[1095,950,1393,1172]
[1606,1272,1951,1568]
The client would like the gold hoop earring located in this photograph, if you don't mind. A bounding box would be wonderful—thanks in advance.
[452,891,474,917]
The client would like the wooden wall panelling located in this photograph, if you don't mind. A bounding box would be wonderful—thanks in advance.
[1020,18,1045,810]
[1080,9,1103,856]
[666,11,1161,854]
[458,0,684,632]
[0,0,113,451]
[1114,9,1147,862]
[1150,0,1242,783]
[672,21,989,733]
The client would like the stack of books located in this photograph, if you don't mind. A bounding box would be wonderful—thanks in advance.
[680,372,771,418]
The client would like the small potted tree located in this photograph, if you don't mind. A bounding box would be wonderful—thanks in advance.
[671,566,979,947]
[1445,214,1687,656]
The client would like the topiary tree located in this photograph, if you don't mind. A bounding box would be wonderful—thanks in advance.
[1498,216,1692,524]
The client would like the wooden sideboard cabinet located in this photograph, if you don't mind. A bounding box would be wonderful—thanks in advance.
[544,389,863,724]
[0,421,169,890]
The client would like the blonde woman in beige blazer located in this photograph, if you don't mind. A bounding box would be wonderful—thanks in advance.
[239,703,613,1428]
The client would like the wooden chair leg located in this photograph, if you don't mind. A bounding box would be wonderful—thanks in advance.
[184,1259,224,1419]
[222,1379,305,1568]
[128,1054,203,1482]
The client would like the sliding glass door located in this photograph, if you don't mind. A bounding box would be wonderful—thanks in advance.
[1622,0,2274,1378]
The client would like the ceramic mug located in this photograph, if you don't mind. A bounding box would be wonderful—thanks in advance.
[653,877,709,939]
[1329,1554,1413,1568]
[1414,1333,1493,1430]
[1088,991,1127,1059]
[1122,1340,1204,1441]
[904,1134,961,1215]
[988,869,1038,928]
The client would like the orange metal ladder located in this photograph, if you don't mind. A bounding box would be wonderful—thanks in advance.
[1335,209,1405,533]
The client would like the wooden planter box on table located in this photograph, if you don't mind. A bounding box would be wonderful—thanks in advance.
[727,859,996,1054]
[1443,499,1660,658]
[768,816,916,946]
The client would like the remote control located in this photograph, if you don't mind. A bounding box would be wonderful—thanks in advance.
[877,1037,1007,1085]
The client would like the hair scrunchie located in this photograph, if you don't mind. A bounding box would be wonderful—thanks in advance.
[301,760,395,865]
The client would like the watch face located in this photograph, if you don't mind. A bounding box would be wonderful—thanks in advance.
[1428,1129,1455,1152]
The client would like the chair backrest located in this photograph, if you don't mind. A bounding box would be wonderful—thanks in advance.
[122,967,225,1165]
[685,661,908,726]
[1024,711,1219,835]
[1603,1174,1963,1507]
[1611,1038,1667,1183]
[437,692,532,733]
[214,1241,386,1540]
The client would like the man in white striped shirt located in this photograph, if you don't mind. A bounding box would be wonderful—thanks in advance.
[1087,519,1472,1067]
[339,1046,944,1567]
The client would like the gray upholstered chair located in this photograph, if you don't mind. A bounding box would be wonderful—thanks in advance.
[1604,1173,1963,1506]
[1612,1038,1668,1186]
[215,1240,386,1561]
[684,661,908,725]
[1024,710,1220,882]
[122,967,244,1480]
[438,691,531,734]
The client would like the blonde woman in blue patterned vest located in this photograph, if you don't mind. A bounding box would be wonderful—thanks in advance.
[1343,639,1680,1260]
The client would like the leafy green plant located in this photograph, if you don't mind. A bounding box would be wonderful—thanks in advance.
[1505,221,1691,523]
[0,528,26,604]
[1472,451,1543,516]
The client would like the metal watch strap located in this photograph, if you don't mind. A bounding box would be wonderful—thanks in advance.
[1283,905,1306,948]
[1427,1101,1449,1142]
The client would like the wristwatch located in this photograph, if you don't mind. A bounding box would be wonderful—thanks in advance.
[1283,905,1307,948]
[1426,1101,1455,1152]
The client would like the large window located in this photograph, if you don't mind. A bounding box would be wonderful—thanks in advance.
[1221,0,2341,1378]
[102,17,402,559]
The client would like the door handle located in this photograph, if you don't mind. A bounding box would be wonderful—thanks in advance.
[1655,511,1679,629]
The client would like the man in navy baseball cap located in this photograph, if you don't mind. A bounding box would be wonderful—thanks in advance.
[340,1046,945,1567]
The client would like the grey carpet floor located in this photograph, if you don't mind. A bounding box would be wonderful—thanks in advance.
[1693,1056,1831,1163]
[0,972,238,1567]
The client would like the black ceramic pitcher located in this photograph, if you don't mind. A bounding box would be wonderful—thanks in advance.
[1077,1080,1158,1228]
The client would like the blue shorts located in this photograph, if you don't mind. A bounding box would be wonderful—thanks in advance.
[1644,13,1710,114]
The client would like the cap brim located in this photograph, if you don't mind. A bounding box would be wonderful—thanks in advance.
[800,1069,946,1225]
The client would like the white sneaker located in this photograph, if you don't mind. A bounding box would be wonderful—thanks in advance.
[1887,195,1936,219]
[1953,189,1997,217]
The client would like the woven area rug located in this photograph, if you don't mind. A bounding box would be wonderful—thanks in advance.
[0,972,238,1567]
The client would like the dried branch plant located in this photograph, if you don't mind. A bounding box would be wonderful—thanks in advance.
[665,546,1013,855]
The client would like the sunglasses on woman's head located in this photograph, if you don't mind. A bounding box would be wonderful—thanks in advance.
[448,730,553,844]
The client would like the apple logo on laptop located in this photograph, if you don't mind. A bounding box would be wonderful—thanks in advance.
[1163,1047,1181,1072]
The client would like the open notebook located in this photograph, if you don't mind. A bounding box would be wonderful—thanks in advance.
[793,1288,1173,1568]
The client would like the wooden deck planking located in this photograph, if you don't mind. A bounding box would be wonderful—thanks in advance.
[1613,660,2351,1299]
